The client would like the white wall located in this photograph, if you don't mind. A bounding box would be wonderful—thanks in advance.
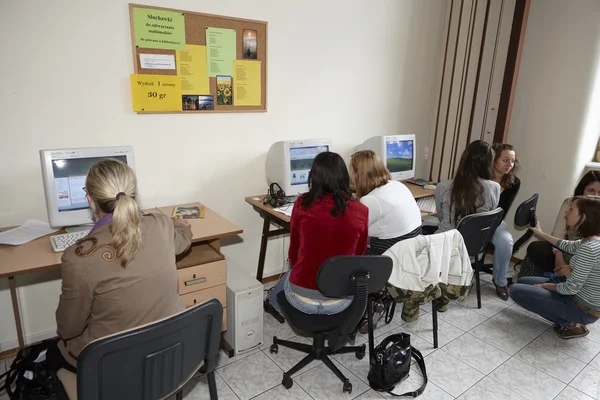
[0,0,447,348]
[506,0,600,255]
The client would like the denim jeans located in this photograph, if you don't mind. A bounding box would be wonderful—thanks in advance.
[268,271,352,315]
[490,221,513,287]
[510,276,599,326]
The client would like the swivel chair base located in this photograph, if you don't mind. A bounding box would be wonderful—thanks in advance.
[270,332,365,395]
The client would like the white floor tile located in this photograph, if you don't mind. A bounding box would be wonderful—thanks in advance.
[434,302,489,331]
[457,376,528,400]
[251,382,312,400]
[217,351,283,400]
[459,292,511,318]
[490,306,551,339]
[470,318,534,355]
[536,328,600,363]
[586,323,600,345]
[442,332,511,374]
[402,312,466,347]
[422,349,484,397]
[353,390,386,399]
[555,386,595,400]
[295,360,370,400]
[571,364,600,399]
[488,357,566,400]
[515,339,586,383]
[180,372,238,400]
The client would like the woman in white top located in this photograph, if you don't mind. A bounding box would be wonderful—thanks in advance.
[350,150,422,255]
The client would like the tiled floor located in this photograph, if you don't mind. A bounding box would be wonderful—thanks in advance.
[3,275,600,399]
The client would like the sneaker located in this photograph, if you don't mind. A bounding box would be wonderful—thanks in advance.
[553,324,589,339]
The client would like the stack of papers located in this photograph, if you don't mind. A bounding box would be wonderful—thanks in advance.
[0,220,59,245]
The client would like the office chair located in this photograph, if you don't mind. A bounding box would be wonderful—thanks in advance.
[456,208,504,309]
[482,194,539,281]
[57,299,223,400]
[270,255,392,394]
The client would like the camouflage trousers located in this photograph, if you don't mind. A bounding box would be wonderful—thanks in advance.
[386,283,470,322]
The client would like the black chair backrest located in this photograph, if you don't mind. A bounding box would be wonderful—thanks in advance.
[456,208,504,257]
[316,255,392,335]
[512,193,539,253]
[77,299,223,400]
[514,193,539,228]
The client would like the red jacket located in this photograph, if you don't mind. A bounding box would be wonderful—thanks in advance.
[288,195,369,290]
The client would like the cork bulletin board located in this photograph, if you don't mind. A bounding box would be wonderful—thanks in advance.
[129,4,267,113]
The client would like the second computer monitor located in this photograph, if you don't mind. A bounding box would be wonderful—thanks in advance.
[265,138,332,196]
[356,134,416,181]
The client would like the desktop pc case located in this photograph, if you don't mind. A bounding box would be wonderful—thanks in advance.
[223,261,264,356]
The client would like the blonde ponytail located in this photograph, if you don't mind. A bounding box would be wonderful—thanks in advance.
[85,159,142,267]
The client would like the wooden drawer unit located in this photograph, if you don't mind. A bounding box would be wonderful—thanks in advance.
[176,244,226,295]
[180,284,226,308]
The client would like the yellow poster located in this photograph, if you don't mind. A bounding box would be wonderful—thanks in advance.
[176,45,210,95]
[233,60,261,106]
[130,74,182,112]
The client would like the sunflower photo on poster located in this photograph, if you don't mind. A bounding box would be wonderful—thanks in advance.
[216,75,233,105]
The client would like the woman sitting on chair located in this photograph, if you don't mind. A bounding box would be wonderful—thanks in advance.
[268,152,369,315]
[48,159,192,371]
[491,143,521,217]
[525,171,600,276]
[349,150,422,255]
[435,140,513,301]
[511,196,600,339]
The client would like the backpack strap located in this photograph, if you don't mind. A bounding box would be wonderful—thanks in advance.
[386,347,428,397]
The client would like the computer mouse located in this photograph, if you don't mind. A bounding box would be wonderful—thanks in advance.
[424,184,436,190]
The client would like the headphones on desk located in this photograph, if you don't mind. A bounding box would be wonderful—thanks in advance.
[263,182,287,207]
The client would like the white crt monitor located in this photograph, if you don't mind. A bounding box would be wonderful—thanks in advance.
[356,134,416,181]
[39,146,135,229]
[265,138,332,195]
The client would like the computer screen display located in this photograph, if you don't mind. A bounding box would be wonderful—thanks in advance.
[385,140,413,173]
[52,156,127,212]
[289,145,329,186]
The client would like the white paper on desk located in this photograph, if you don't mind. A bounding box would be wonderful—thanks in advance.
[274,204,294,217]
[0,219,59,245]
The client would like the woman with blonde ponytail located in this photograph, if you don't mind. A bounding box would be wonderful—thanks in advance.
[49,159,192,372]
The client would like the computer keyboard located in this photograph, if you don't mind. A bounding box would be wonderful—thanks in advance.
[50,230,90,252]
[416,196,436,213]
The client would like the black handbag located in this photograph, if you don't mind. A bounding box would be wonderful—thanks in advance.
[0,339,67,400]
[367,332,427,397]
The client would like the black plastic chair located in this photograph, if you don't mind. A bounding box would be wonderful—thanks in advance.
[270,255,392,395]
[482,194,539,280]
[59,299,223,400]
[456,208,504,309]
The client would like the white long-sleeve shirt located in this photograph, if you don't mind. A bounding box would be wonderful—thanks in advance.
[359,180,422,239]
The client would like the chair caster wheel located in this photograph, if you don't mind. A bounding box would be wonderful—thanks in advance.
[270,344,278,354]
[282,374,293,389]
[342,380,352,394]
[355,344,366,360]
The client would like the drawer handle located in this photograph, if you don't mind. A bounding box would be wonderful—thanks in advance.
[185,277,207,286]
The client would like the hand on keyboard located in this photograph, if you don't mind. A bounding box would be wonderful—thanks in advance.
[50,231,90,252]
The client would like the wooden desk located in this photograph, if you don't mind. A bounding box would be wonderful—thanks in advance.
[245,182,436,283]
[0,202,242,349]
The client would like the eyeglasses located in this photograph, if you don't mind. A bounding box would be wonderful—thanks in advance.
[82,187,87,193]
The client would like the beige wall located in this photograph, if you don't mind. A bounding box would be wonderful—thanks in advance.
[506,0,600,255]
[0,0,447,349]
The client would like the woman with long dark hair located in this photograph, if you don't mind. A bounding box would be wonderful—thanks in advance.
[268,151,368,314]
[435,140,513,300]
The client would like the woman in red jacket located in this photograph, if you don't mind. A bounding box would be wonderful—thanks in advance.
[268,151,369,314]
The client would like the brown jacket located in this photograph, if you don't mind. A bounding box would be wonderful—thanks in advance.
[55,212,191,367]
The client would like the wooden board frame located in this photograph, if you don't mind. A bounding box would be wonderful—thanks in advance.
[129,3,268,113]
